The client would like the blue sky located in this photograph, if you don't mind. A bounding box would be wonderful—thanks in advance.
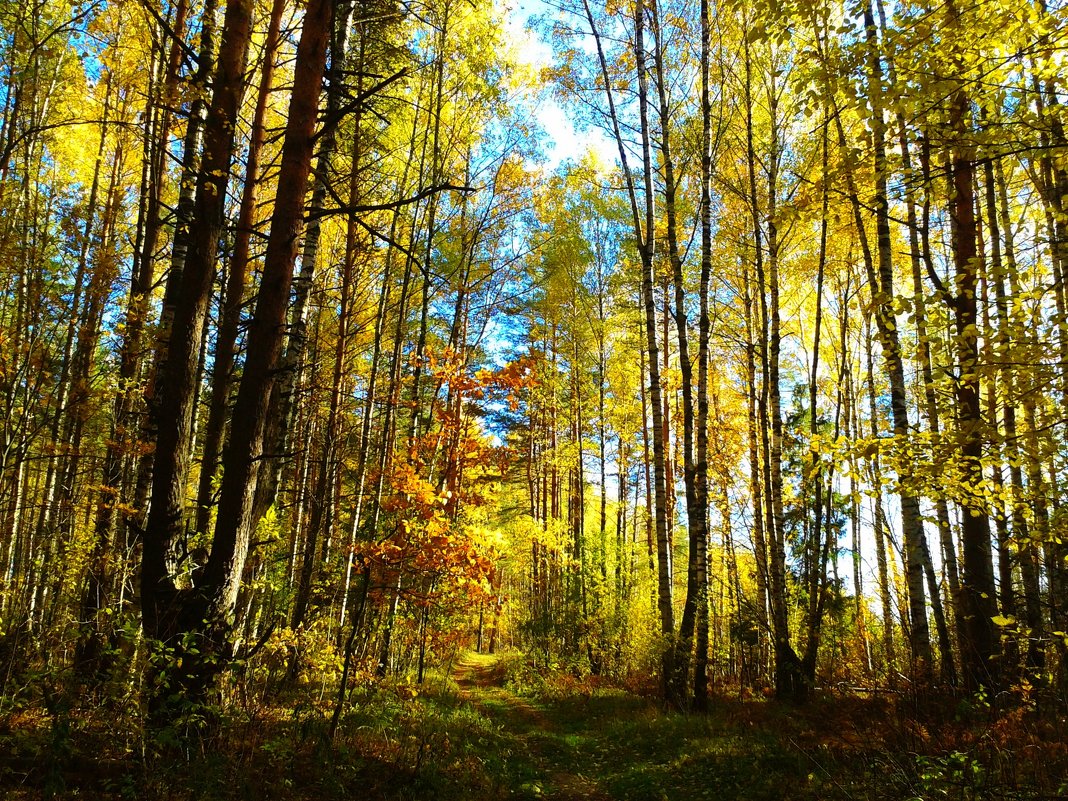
[503,0,616,168]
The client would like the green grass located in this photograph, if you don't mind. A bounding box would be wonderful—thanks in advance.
[461,687,815,801]
[3,656,1067,800]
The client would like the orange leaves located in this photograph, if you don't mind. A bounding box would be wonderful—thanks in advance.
[353,513,498,614]
[363,459,496,608]
[423,345,539,408]
[354,347,527,622]
[383,461,442,516]
[423,346,472,393]
[492,353,540,410]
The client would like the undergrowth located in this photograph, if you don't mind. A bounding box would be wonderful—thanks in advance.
[1,656,1066,800]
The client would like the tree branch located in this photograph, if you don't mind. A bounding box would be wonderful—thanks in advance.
[306,182,474,222]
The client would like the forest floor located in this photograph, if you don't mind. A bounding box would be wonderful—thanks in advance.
[450,651,611,799]
[446,650,823,800]
[373,651,1066,801]
[2,652,1068,799]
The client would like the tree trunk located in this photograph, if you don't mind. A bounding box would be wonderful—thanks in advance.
[194,0,288,539]
[141,0,254,701]
[143,0,331,711]
[861,0,932,673]
[945,60,999,689]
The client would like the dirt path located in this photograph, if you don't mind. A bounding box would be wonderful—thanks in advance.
[451,652,610,800]
[452,651,506,690]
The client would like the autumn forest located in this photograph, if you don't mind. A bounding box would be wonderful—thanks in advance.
[1,0,1068,795]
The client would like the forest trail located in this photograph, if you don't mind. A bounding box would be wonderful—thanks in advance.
[452,651,507,690]
[443,653,834,800]
[451,652,611,800]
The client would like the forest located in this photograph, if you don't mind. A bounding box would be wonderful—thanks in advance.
[0,0,1067,795]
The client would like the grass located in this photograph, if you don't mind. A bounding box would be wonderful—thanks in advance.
[2,654,1067,799]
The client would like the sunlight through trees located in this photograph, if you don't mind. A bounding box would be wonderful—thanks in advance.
[0,0,1067,791]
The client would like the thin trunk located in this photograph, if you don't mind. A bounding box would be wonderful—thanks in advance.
[742,260,770,660]
[650,0,698,705]
[907,125,962,684]
[866,326,896,679]
[995,158,1045,674]
[693,0,713,708]
[582,0,673,681]
[801,109,830,681]
[861,0,932,672]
